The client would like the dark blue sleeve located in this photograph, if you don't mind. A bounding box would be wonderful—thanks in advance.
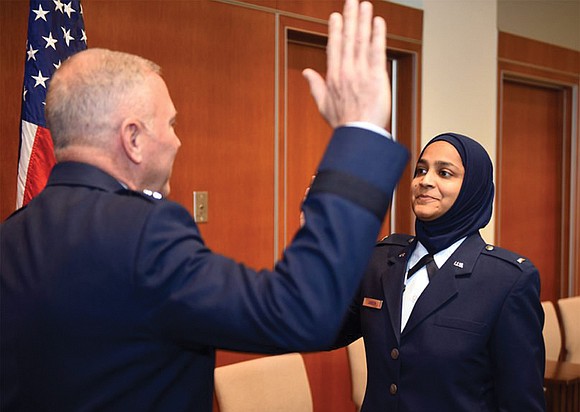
[136,127,408,353]
[489,262,546,411]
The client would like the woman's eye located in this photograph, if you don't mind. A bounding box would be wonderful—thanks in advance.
[414,167,427,177]
[439,170,452,178]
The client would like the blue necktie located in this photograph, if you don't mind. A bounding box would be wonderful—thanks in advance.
[406,254,437,280]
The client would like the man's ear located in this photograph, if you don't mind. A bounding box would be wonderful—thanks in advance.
[120,118,144,164]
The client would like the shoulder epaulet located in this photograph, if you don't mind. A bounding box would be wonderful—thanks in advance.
[116,188,164,203]
[377,233,414,247]
[480,244,532,270]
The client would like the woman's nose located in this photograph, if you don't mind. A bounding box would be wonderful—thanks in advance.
[420,170,435,187]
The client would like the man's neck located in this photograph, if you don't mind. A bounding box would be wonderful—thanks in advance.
[56,145,136,191]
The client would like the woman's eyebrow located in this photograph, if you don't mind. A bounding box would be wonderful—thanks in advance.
[417,159,459,169]
[434,160,459,169]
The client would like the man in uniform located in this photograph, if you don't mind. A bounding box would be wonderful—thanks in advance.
[0,0,408,410]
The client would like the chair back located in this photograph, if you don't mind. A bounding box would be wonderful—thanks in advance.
[541,300,562,361]
[557,296,580,363]
[214,353,313,412]
[346,338,367,411]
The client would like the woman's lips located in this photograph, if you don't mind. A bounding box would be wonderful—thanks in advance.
[415,194,437,203]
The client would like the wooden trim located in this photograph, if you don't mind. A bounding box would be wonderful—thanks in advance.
[498,32,579,76]
[215,0,423,44]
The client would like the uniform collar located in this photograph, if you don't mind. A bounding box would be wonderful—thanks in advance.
[407,237,467,273]
[47,162,126,193]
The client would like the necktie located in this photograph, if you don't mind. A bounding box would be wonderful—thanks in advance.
[406,254,438,280]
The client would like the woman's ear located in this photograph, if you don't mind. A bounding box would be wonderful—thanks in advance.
[120,118,144,164]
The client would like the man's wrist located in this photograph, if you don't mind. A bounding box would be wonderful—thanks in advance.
[344,121,391,139]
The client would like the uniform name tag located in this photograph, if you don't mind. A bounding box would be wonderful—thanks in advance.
[362,297,383,309]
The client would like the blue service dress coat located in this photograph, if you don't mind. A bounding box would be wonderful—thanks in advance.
[0,127,408,411]
[336,232,546,412]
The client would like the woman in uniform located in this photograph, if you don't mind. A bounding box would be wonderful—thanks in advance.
[335,132,545,412]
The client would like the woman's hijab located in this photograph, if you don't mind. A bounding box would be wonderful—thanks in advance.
[414,132,494,254]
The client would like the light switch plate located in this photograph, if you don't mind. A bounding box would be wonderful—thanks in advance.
[193,191,208,223]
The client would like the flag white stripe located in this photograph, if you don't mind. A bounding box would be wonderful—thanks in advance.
[16,120,38,209]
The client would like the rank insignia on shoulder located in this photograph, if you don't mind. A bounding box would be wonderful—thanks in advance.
[143,189,163,200]
[482,244,530,270]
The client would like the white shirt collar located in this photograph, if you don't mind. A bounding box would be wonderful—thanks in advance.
[407,236,467,272]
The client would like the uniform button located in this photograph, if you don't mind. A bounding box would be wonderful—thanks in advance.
[390,383,398,395]
[485,245,494,251]
[390,348,399,359]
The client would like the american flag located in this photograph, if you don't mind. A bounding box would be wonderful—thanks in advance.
[17,0,87,208]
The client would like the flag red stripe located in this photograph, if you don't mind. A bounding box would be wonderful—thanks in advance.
[22,126,56,206]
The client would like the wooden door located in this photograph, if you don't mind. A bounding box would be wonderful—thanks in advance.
[498,80,567,302]
[497,32,579,301]
[283,31,420,250]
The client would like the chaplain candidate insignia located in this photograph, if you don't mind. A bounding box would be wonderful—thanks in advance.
[143,189,163,199]
[363,297,383,309]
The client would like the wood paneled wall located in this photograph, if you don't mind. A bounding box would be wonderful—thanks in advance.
[0,1,422,411]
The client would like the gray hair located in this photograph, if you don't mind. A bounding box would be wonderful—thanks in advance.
[46,48,161,152]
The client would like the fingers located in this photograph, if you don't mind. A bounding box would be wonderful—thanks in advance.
[339,0,358,76]
[326,12,343,88]
[355,1,373,66]
[302,68,327,116]
[370,16,386,72]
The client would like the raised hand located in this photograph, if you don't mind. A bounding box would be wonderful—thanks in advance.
[302,0,391,130]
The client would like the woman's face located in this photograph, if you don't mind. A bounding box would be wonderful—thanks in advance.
[411,141,465,221]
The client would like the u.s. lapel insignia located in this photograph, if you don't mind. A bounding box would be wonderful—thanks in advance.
[362,297,383,309]
[453,261,464,268]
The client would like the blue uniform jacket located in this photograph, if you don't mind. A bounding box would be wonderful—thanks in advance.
[0,127,408,411]
[336,232,546,412]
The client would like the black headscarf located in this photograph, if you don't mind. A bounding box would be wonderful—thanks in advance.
[414,132,494,254]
